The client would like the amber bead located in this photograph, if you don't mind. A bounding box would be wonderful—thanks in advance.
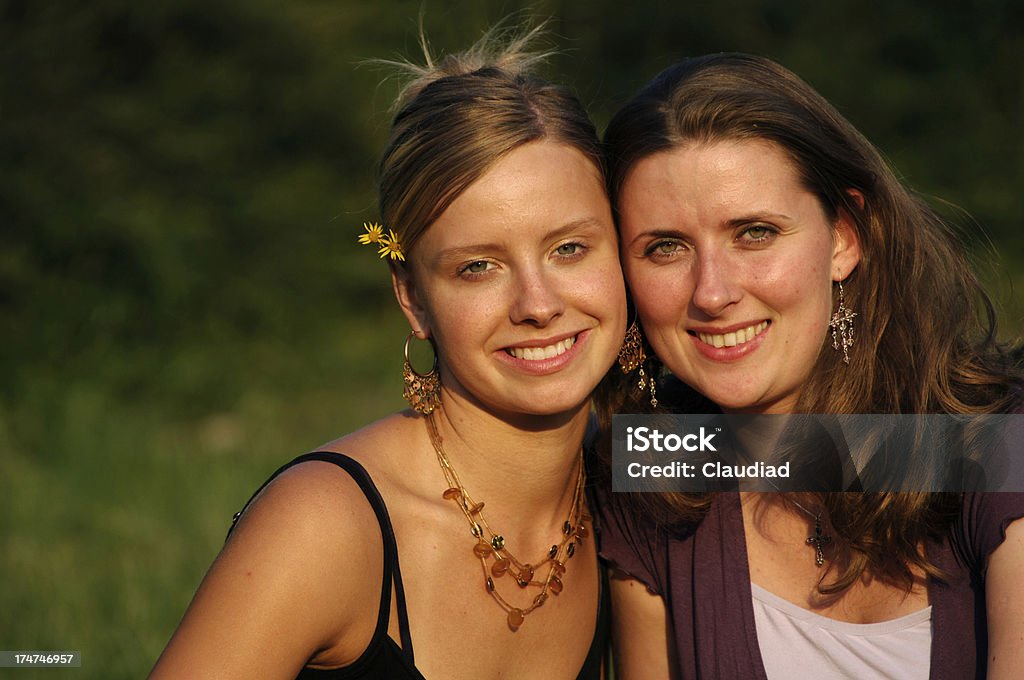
[491,535,505,551]
[473,542,493,558]
[469,502,485,515]
[491,558,510,577]
[442,487,462,500]
[507,608,525,631]
[550,575,563,594]
[552,560,566,575]
[576,525,589,539]
[582,513,593,523]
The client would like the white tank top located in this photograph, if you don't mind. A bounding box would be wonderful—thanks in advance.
[751,583,932,679]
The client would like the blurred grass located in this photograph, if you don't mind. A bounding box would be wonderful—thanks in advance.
[0,306,409,679]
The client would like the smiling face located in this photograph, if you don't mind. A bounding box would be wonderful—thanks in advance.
[395,141,627,421]
[618,139,860,414]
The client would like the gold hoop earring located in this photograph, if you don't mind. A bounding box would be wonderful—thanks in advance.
[403,331,440,415]
[829,281,856,364]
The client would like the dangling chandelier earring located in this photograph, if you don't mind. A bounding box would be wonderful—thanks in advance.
[618,320,659,408]
[829,281,856,364]
[403,331,441,415]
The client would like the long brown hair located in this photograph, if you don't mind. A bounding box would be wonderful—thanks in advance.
[599,53,1022,592]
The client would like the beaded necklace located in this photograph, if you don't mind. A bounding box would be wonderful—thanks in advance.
[426,414,589,631]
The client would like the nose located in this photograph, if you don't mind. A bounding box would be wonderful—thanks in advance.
[510,266,565,327]
[690,250,741,317]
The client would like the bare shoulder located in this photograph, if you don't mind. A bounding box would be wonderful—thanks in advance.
[150,455,387,679]
[986,517,1024,678]
[315,411,427,486]
[609,570,672,680]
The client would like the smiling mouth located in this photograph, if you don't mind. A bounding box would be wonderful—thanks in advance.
[505,335,577,361]
[693,321,769,348]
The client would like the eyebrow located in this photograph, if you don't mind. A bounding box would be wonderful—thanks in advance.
[724,212,793,227]
[432,217,607,264]
[626,228,683,249]
[626,212,794,248]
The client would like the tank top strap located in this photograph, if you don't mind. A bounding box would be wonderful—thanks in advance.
[227,451,416,667]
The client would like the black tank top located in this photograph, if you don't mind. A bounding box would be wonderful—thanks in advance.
[230,451,610,679]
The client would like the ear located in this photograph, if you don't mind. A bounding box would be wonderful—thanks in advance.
[392,266,432,337]
[831,191,864,281]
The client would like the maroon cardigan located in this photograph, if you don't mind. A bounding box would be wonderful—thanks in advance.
[596,492,1024,679]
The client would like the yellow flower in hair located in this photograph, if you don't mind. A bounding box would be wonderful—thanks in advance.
[358,222,385,245]
[378,229,405,262]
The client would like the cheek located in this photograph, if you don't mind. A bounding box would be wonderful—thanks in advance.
[626,263,690,326]
[567,254,627,312]
[424,290,495,351]
[752,245,833,311]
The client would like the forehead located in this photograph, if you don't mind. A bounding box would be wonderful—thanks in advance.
[618,139,814,220]
[628,138,800,191]
[457,140,604,209]
[418,141,609,249]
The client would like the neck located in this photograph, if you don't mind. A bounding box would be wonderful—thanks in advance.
[424,390,590,540]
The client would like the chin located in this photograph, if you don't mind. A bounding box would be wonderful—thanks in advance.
[500,394,590,420]
[698,386,764,413]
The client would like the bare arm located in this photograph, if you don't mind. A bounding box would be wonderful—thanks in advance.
[149,462,382,679]
[986,517,1024,679]
[610,571,673,680]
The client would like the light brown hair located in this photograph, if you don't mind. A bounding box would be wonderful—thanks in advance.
[376,24,604,264]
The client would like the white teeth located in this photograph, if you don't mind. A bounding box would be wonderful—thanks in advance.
[697,321,768,349]
[507,336,576,361]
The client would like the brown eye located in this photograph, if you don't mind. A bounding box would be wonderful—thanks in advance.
[645,240,683,257]
[740,225,776,243]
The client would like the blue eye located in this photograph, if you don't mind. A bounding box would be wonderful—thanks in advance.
[555,242,584,257]
[460,260,492,276]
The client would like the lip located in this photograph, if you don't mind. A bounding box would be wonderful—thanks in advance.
[496,330,589,375]
[688,320,770,361]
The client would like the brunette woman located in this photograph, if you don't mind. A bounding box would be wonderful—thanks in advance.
[599,53,1024,680]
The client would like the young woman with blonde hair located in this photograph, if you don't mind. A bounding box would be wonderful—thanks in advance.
[151,26,625,679]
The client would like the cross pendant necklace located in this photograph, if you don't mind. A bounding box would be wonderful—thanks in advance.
[805,516,833,567]
[763,485,834,567]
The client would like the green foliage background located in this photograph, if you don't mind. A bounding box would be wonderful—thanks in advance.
[1,1,1021,677]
